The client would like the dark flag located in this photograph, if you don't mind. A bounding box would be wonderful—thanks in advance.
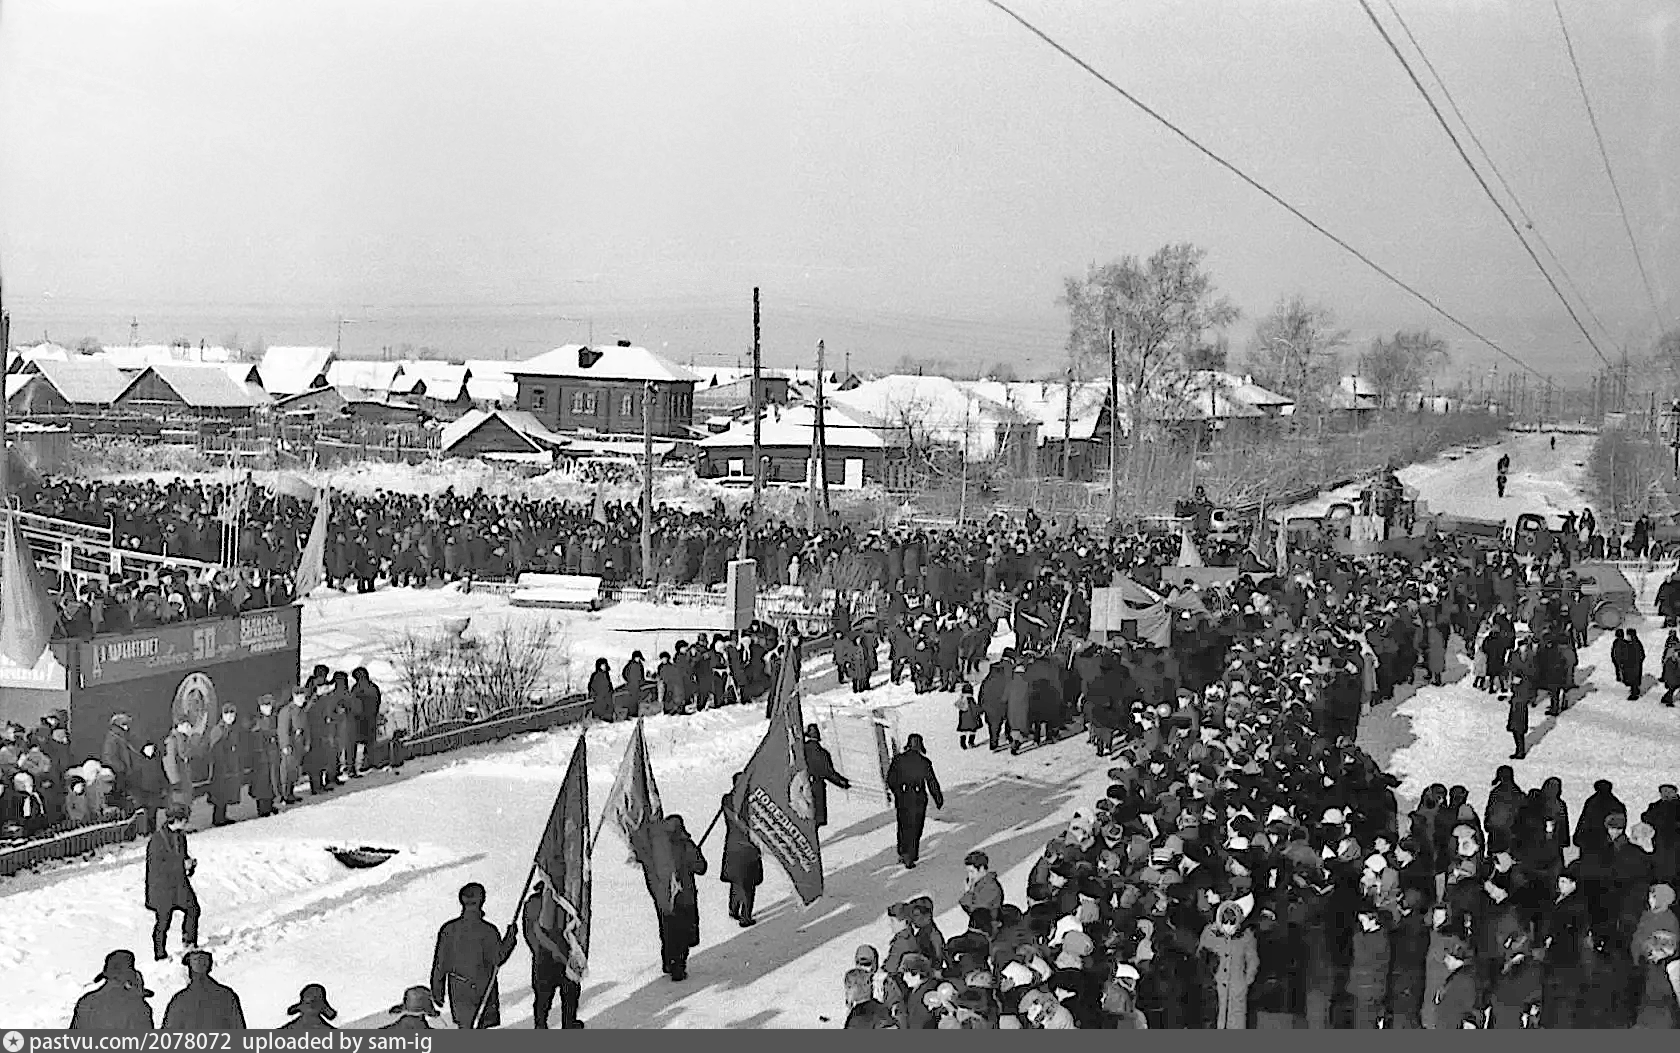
[0,517,56,668]
[600,719,680,916]
[731,646,825,905]
[533,734,591,983]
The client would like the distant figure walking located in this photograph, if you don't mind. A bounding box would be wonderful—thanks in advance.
[145,806,200,962]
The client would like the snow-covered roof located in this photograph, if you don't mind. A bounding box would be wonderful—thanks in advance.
[326,359,404,393]
[698,402,902,450]
[511,344,699,384]
[97,344,236,370]
[832,374,1030,427]
[463,359,516,380]
[125,363,269,408]
[398,360,470,402]
[5,374,30,399]
[16,343,70,368]
[465,376,517,404]
[440,408,565,454]
[967,380,1110,443]
[259,346,336,396]
[31,358,132,405]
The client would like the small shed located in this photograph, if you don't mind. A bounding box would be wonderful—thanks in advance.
[259,346,336,397]
[8,358,132,415]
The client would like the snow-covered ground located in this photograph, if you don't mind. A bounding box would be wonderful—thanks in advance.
[6,429,1679,1029]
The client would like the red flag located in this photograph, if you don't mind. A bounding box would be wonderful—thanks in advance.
[0,517,56,668]
[731,647,825,905]
[533,734,591,983]
[293,487,330,595]
[600,720,680,915]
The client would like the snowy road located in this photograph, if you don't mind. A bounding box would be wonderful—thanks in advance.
[6,429,1678,1029]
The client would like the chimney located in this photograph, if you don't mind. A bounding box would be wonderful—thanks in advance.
[577,346,602,369]
[616,339,632,348]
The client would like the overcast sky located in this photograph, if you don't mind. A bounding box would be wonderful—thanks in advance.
[0,0,1674,379]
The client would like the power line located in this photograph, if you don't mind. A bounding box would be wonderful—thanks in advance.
[977,0,1546,379]
[1381,0,1619,348]
[1357,0,1613,369]
[1552,0,1668,333]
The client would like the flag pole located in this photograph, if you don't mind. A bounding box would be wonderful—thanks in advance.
[695,800,727,851]
[470,859,537,1030]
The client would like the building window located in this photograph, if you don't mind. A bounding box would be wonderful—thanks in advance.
[532,387,547,411]
[621,393,636,418]
[570,390,599,416]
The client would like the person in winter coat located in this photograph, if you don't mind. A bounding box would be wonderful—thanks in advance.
[429,882,518,1028]
[130,741,170,834]
[955,683,982,749]
[521,881,583,1029]
[204,702,245,827]
[101,713,138,811]
[349,666,382,774]
[588,659,616,721]
[276,692,307,805]
[622,652,649,712]
[1633,929,1680,1029]
[720,775,764,927]
[1197,900,1257,1029]
[1346,907,1393,1028]
[279,984,337,1030]
[958,850,1004,921]
[1505,688,1529,760]
[382,987,440,1030]
[1627,628,1649,699]
[161,950,247,1030]
[1485,931,1543,1029]
[802,725,851,831]
[247,698,283,817]
[162,721,195,815]
[1388,890,1433,1027]
[1429,938,1479,1028]
[1577,779,1628,857]
[978,659,1011,751]
[1633,883,1679,961]
[145,806,199,961]
[70,950,155,1031]
[885,734,943,869]
[303,688,338,795]
[1662,634,1680,707]
[659,814,709,982]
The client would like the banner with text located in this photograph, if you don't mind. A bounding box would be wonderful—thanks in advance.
[78,606,301,688]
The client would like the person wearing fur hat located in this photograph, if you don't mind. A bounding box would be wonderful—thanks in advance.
[801,724,851,831]
[69,950,155,1031]
[279,983,337,1030]
[429,882,518,1028]
[1196,899,1257,1028]
[382,986,440,1030]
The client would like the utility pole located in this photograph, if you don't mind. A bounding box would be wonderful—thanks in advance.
[641,380,654,586]
[0,271,10,507]
[130,317,139,347]
[815,339,830,521]
[1107,327,1120,535]
[1544,376,1553,430]
[1061,364,1075,482]
[750,287,762,518]
[959,398,971,526]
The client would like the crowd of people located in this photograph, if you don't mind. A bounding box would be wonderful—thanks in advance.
[28,462,1680,1029]
[1,663,386,845]
[829,501,1680,1027]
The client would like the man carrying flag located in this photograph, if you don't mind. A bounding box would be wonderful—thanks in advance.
[521,734,590,1028]
[731,644,826,904]
[600,720,707,982]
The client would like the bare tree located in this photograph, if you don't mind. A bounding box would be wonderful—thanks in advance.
[1061,243,1240,445]
[1358,330,1449,408]
[1244,295,1348,406]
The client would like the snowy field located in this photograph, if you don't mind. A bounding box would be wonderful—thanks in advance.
[5,430,1679,1029]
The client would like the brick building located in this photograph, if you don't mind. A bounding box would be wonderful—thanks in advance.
[509,342,698,438]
